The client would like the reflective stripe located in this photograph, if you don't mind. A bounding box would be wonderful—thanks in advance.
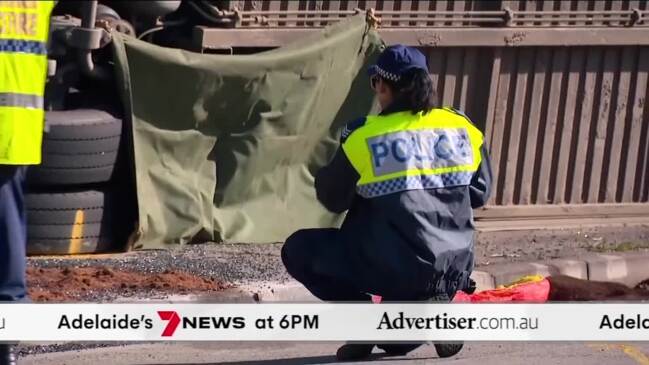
[0,0,54,165]
[0,39,47,55]
[356,172,474,198]
[356,171,474,198]
[0,92,44,109]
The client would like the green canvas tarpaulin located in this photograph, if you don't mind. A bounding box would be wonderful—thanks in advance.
[112,15,383,248]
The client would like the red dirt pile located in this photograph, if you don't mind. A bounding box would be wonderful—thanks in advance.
[27,266,231,302]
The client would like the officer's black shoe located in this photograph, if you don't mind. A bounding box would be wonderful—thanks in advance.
[377,343,422,356]
[434,342,464,358]
[0,344,17,365]
[336,344,374,361]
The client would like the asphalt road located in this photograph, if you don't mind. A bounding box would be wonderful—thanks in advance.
[20,342,649,365]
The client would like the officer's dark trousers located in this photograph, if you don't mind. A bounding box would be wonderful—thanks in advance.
[282,228,446,302]
[0,166,27,302]
[283,228,450,352]
[282,229,370,301]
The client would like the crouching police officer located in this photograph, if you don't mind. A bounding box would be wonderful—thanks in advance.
[1,1,55,364]
[282,45,492,361]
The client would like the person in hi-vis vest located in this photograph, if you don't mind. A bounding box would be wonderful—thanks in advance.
[0,1,55,364]
[281,45,493,361]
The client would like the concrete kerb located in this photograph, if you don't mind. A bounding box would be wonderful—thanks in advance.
[130,252,649,303]
[546,258,588,279]
[240,281,319,302]
[470,270,495,291]
[582,251,649,287]
[481,262,558,287]
[480,252,649,288]
[480,259,590,288]
[119,282,320,303]
[253,272,498,302]
[254,252,649,302]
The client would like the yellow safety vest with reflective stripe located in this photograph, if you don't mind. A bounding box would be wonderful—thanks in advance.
[341,107,484,198]
[0,0,54,165]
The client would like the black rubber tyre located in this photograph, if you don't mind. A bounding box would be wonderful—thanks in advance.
[434,343,464,358]
[28,223,106,239]
[26,190,107,224]
[27,109,122,186]
[25,190,123,255]
[27,237,116,256]
[378,344,422,356]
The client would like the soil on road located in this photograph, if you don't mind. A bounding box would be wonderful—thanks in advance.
[27,266,231,302]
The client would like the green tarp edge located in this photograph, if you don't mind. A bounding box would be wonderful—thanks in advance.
[112,15,383,248]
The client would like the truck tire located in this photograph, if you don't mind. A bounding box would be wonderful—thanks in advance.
[27,109,122,186]
[26,190,121,255]
[434,343,464,358]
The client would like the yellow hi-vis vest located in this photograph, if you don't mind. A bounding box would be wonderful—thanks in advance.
[0,0,55,164]
[341,107,484,198]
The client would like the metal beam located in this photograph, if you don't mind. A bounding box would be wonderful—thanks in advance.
[475,216,649,232]
[474,203,649,220]
[194,27,649,49]
[382,28,649,47]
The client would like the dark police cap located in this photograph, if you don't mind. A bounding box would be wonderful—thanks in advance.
[367,44,428,82]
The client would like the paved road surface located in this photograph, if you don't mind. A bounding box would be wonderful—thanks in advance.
[21,342,649,365]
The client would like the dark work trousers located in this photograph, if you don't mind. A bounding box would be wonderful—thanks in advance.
[282,228,370,301]
[0,166,27,302]
[282,229,450,353]
[282,228,450,302]
[283,228,450,352]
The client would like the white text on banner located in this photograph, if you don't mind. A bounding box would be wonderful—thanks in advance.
[0,303,648,341]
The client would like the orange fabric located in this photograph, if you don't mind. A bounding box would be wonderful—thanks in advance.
[453,279,550,303]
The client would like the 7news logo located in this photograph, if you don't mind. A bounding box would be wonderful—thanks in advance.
[157,311,245,337]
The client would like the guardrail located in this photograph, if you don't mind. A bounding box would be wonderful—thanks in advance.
[235,9,648,28]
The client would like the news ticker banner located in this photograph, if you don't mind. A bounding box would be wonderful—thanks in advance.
[0,303,648,341]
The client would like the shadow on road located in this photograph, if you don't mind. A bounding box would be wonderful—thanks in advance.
[144,353,437,365]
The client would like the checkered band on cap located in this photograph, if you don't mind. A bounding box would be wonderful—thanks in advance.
[375,65,400,82]
[356,172,474,198]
